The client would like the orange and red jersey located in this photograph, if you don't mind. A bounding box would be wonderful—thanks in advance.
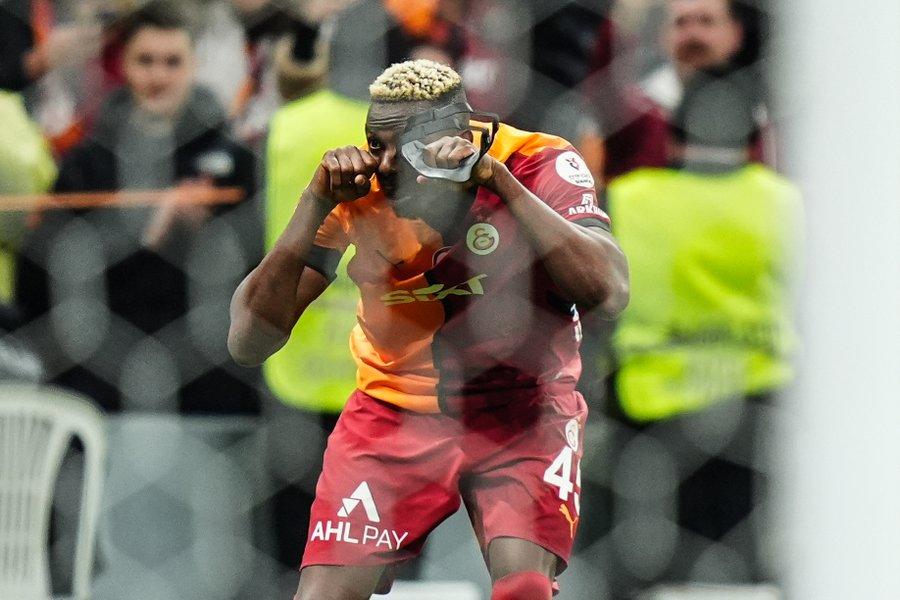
[313,125,610,413]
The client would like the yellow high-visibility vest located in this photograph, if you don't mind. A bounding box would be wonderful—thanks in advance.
[609,164,803,422]
[264,89,368,412]
[0,91,57,302]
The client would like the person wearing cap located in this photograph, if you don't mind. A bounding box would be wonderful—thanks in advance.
[602,67,802,596]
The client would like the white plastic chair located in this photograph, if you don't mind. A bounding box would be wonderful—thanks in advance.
[0,384,106,600]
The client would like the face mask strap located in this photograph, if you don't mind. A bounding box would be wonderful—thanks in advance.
[468,111,500,157]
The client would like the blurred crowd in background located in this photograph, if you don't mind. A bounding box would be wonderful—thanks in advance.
[0,0,801,599]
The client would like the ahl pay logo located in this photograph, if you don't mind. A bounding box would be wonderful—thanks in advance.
[310,481,410,550]
[337,481,380,522]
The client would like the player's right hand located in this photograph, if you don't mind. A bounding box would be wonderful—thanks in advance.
[309,146,378,206]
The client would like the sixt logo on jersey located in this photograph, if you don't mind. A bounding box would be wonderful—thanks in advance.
[381,274,488,306]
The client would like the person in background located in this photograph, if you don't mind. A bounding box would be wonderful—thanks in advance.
[382,0,464,67]
[451,0,535,123]
[520,0,617,184]
[0,0,107,155]
[259,18,369,583]
[509,0,614,138]
[229,0,300,145]
[226,0,462,149]
[0,0,39,92]
[227,0,344,146]
[642,0,748,112]
[321,0,466,102]
[0,88,55,383]
[589,0,770,182]
[0,0,102,94]
[16,0,259,414]
[600,67,801,597]
[39,0,251,157]
[448,0,613,177]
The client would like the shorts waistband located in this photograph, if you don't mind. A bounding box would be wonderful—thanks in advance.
[436,381,576,416]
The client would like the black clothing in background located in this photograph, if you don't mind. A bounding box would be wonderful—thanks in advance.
[0,0,34,92]
[16,85,262,414]
[509,0,613,137]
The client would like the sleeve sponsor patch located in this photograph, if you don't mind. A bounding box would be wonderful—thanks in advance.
[508,146,609,226]
[567,192,610,220]
[555,151,595,189]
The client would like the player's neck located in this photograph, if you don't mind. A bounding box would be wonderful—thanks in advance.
[422,189,477,242]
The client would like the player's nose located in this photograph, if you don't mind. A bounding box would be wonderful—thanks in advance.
[378,147,398,175]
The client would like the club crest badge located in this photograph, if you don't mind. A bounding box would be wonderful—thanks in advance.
[565,419,579,451]
[466,223,500,256]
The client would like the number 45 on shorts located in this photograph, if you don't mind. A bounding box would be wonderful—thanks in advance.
[543,418,582,515]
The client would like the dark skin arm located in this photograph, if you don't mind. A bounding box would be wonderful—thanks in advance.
[419,136,630,318]
[227,145,377,366]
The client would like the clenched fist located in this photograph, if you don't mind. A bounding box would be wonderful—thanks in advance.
[309,146,378,206]
[418,136,498,188]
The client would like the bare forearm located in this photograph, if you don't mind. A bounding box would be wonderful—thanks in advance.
[228,190,332,365]
[229,144,378,366]
[489,166,630,317]
[228,288,292,367]
[243,190,332,325]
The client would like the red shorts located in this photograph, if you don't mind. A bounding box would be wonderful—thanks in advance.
[301,388,588,581]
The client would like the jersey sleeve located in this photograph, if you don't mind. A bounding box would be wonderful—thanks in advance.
[509,146,611,231]
[314,204,351,251]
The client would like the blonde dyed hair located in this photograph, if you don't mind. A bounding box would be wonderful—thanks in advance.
[369,59,462,102]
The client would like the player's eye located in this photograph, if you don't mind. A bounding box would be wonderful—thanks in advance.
[368,138,382,151]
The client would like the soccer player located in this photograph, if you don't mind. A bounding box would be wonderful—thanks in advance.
[228,60,629,600]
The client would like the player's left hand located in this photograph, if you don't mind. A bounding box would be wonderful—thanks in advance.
[417,136,499,188]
